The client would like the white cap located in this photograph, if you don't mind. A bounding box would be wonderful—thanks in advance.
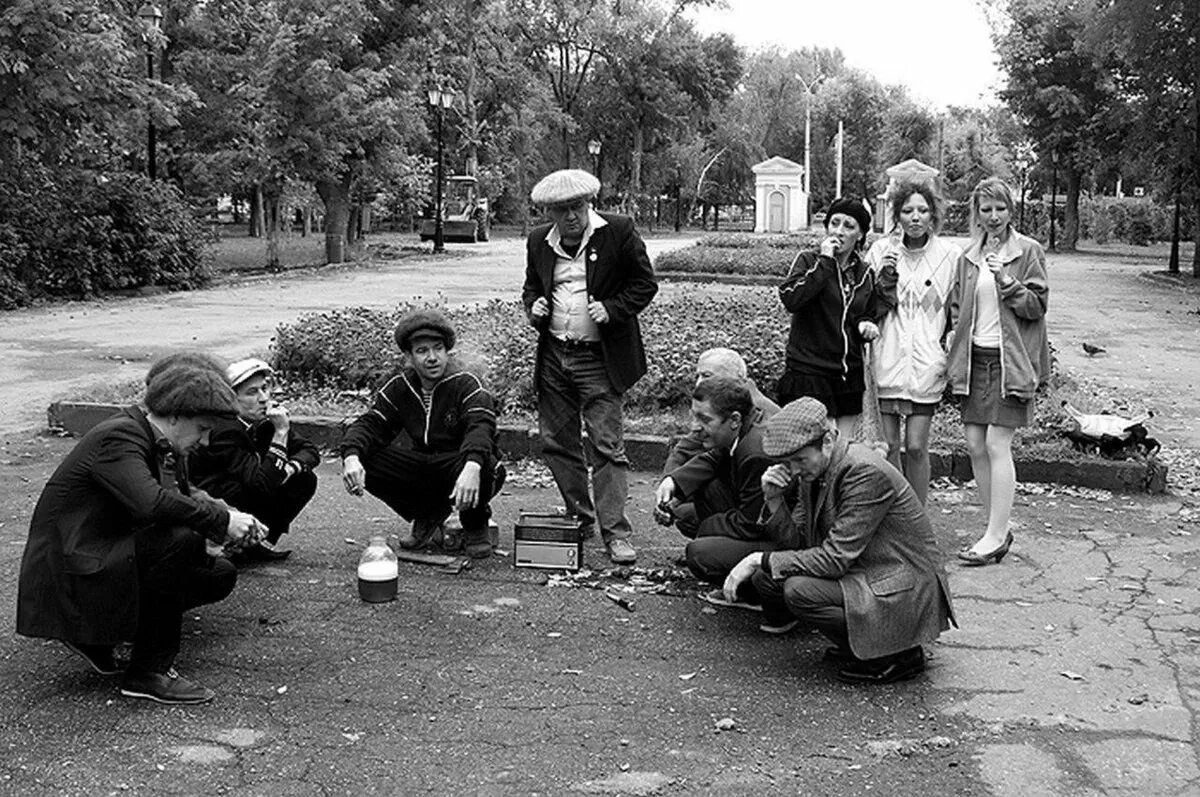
[225,357,272,388]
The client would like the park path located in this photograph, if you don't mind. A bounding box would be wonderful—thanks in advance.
[1,235,1197,449]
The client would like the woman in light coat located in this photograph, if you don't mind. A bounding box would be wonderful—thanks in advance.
[946,177,1050,566]
[865,181,960,504]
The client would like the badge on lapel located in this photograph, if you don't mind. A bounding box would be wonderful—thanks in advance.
[588,249,597,262]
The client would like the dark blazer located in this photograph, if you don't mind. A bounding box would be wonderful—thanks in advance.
[761,440,955,660]
[521,212,658,394]
[16,407,229,645]
[668,424,778,542]
[190,417,320,508]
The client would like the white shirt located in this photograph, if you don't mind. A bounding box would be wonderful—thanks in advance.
[547,209,608,342]
[971,265,1002,348]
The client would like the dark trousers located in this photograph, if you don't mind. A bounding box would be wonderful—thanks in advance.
[364,448,496,533]
[674,478,736,538]
[752,568,849,650]
[237,471,318,544]
[686,535,775,592]
[537,341,631,542]
[131,526,236,673]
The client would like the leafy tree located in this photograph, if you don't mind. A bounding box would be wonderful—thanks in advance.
[992,0,1127,250]
[1097,0,1200,275]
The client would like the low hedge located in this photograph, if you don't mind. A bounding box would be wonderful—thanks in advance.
[657,230,884,277]
[271,285,1067,451]
[272,288,790,417]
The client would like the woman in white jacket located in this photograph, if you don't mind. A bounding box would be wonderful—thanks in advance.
[865,181,960,504]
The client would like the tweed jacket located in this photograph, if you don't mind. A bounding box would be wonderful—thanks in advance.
[16,407,229,645]
[761,440,955,659]
[522,212,658,394]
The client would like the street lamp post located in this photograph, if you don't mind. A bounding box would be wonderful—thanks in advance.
[1014,155,1030,230]
[795,72,821,220]
[137,3,163,180]
[1048,151,1059,252]
[427,87,457,254]
[587,139,601,175]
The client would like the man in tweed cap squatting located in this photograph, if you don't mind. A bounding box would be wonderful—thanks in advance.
[722,397,956,684]
[521,169,658,564]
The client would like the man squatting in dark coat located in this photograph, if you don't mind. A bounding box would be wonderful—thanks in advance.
[17,364,265,705]
[189,358,320,562]
[654,347,779,538]
[724,397,956,684]
[339,309,503,559]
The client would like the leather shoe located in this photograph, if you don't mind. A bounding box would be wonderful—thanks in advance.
[64,641,122,676]
[837,646,926,684]
[606,538,637,564]
[120,668,215,705]
[958,531,1013,567]
[243,543,292,562]
[399,517,444,550]
[822,645,854,664]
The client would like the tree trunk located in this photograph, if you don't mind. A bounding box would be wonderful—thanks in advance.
[1169,185,1181,274]
[249,184,263,238]
[1063,168,1081,251]
[316,177,352,264]
[264,191,280,271]
[628,124,643,220]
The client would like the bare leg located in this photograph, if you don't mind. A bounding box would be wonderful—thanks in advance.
[903,414,934,505]
[880,413,902,472]
[970,425,1017,553]
[963,423,991,522]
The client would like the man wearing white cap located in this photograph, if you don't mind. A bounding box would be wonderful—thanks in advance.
[722,397,955,684]
[522,169,658,564]
[190,358,320,561]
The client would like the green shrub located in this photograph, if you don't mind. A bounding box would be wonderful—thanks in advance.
[657,230,882,277]
[272,287,791,416]
[0,163,213,305]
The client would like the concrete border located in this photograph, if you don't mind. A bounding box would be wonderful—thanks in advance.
[47,401,1167,494]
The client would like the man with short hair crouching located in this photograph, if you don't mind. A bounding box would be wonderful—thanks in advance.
[340,309,504,559]
[723,397,956,684]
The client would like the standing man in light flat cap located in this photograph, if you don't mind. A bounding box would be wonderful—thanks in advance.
[522,169,658,564]
[723,397,955,684]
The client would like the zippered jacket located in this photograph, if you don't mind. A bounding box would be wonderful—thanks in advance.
[339,364,498,466]
[779,249,895,377]
[865,235,961,403]
[946,231,1050,400]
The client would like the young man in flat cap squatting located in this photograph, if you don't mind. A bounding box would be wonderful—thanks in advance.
[340,309,504,559]
[722,397,956,684]
[189,358,321,562]
[522,169,658,564]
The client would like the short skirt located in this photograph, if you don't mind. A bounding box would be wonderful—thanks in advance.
[878,398,937,417]
[960,346,1033,428]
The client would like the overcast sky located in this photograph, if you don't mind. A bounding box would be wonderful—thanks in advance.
[687,0,1002,109]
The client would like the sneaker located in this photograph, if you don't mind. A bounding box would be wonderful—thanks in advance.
[119,668,215,705]
[63,641,121,676]
[606,538,637,564]
[699,588,763,612]
[837,646,926,684]
[758,617,801,635]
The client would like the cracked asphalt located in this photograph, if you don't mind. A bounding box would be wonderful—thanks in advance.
[1,235,1198,793]
[1,435,1197,795]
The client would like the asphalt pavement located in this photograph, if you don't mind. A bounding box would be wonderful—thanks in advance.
[0,435,1197,795]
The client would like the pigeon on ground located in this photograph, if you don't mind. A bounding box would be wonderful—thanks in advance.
[1082,342,1106,356]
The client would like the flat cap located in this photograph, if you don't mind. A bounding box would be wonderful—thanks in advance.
[530,169,600,206]
[762,397,831,457]
[394,308,456,351]
[226,357,272,389]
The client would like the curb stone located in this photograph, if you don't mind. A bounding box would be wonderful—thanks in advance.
[47,401,1167,494]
